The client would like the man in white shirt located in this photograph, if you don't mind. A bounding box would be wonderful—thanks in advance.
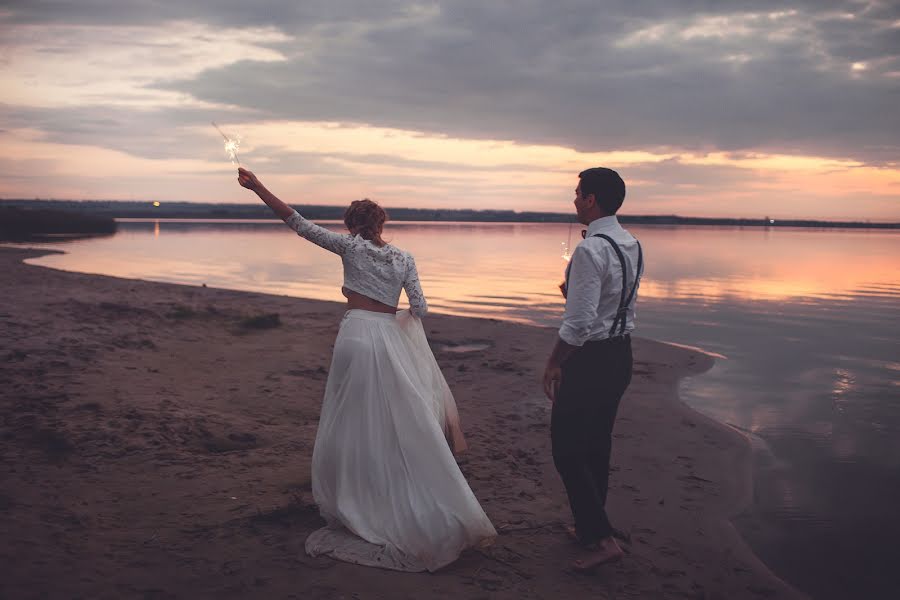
[542,167,643,570]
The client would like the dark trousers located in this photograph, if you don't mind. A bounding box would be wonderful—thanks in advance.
[551,335,633,545]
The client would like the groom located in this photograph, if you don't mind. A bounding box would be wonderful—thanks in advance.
[542,167,643,570]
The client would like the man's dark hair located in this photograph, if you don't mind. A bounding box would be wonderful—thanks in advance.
[578,167,626,214]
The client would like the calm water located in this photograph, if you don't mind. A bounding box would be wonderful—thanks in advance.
[18,220,900,599]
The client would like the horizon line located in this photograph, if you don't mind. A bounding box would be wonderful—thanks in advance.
[2,198,898,226]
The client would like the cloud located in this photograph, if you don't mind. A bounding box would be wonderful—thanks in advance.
[0,20,289,109]
[134,1,899,163]
[3,1,898,163]
[0,1,897,217]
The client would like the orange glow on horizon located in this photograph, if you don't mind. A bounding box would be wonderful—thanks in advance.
[1,122,898,220]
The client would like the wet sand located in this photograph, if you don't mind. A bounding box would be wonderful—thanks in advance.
[0,247,803,599]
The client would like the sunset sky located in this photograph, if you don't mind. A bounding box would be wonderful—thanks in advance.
[1,1,898,220]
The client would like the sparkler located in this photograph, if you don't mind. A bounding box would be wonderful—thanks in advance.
[211,121,241,166]
[561,221,574,261]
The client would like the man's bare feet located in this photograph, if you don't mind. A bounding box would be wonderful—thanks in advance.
[565,524,630,545]
[572,536,624,571]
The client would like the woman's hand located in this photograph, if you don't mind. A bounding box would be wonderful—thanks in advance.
[237,169,295,219]
[237,168,262,192]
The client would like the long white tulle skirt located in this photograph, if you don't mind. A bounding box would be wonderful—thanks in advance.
[304,309,496,572]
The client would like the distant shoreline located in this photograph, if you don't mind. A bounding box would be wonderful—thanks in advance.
[2,199,898,229]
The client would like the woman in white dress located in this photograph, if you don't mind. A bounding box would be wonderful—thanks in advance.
[237,168,496,571]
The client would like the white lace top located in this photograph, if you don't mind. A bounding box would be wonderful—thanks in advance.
[284,211,428,317]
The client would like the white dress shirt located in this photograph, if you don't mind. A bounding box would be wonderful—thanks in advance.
[559,215,643,346]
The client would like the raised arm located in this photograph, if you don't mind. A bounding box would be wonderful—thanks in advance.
[238,168,294,219]
[238,168,348,255]
[403,254,428,317]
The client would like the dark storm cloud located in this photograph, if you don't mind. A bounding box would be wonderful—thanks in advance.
[0,0,419,28]
[8,1,891,29]
[3,1,898,162]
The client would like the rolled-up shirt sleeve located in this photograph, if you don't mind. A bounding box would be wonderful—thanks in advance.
[558,245,603,347]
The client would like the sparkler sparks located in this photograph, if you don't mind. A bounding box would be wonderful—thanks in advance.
[211,121,241,166]
[561,221,574,261]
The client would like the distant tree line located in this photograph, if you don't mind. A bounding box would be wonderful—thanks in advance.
[1,199,896,229]
[0,206,117,240]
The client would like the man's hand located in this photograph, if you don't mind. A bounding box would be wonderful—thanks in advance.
[543,336,578,404]
[543,362,561,403]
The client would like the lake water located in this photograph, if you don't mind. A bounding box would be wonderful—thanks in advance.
[17,220,900,599]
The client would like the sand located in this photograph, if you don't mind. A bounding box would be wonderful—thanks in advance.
[0,246,804,599]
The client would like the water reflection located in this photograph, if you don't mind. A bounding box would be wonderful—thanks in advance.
[39,220,896,321]
[18,219,900,600]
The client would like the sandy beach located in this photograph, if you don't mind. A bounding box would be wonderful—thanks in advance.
[0,246,803,599]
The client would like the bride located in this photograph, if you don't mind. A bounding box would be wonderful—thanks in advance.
[237,168,496,571]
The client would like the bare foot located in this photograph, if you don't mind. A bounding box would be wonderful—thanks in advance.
[565,525,594,548]
[572,537,623,571]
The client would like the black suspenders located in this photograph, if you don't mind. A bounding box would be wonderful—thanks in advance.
[563,234,643,337]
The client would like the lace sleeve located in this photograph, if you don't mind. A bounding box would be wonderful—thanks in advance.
[403,254,428,317]
[284,210,349,255]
